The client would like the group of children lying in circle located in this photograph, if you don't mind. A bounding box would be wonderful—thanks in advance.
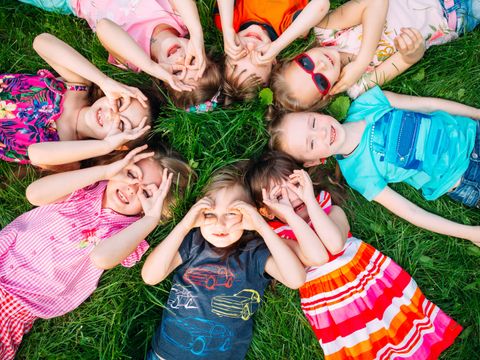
[1,0,479,358]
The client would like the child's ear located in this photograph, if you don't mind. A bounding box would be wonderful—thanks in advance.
[259,207,275,220]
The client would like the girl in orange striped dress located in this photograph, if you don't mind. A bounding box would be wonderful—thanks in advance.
[245,151,462,360]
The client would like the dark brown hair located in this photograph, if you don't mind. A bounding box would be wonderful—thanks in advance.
[245,150,346,209]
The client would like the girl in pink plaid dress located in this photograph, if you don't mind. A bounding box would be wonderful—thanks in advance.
[0,144,194,359]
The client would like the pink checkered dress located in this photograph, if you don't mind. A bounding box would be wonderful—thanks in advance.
[0,181,149,357]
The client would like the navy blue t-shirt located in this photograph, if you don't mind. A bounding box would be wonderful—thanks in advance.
[151,229,271,360]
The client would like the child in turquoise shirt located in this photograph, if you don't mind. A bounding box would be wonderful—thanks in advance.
[267,86,480,245]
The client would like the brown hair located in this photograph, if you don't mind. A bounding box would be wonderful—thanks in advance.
[223,60,263,105]
[94,139,196,221]
[201,162,257,265]
[165,56,222,109]
[270,60,333,112]
[245,150,346,209]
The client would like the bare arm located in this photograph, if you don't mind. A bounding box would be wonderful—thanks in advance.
[374,186,480,245]
[170,0,203,35]
[252,0,330,64]
[26,162,107,206]
[328,0,388,95]
[96,19,163,78]
[33,33,107,86]
[308,203,349,254]
[384,91,480,119]
[142,197,212,285]
[260,222,306,289]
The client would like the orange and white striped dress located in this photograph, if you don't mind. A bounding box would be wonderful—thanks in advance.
[269,191,462,360]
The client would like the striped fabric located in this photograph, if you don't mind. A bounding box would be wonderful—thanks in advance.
[269,192,461,359]
[0,286,36,360]
[0,181,148,319]
[300,238,461,360]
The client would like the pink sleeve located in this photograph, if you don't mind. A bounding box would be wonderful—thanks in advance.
[65,181,107,203]
[121,239,150,268]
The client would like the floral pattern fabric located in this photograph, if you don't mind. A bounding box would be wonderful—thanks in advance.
[0,70,65,164]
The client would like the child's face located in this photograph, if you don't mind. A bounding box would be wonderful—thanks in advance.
[154,35,201,84]
[283,47,341,107]
[225,25,274,85]
[263,178,310,223]
[200,185,250,248]
[83,98,149,139]
[104,158,162,215]
[278,112,345,167]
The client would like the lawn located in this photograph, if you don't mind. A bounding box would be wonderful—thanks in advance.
[1,0,479,359]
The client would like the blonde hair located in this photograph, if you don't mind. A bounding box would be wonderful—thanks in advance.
[264,105,292,156]
[223,61,263,105]
[166,56,222,109]
[270,61,333,112]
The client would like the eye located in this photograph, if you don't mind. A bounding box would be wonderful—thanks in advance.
[312,118,316,128]
[204,212,215,218]
[226,212,239,217]
[310,140,315,150]
[142,189,151,198]
[127,170,137,179]
[118,120,125,131]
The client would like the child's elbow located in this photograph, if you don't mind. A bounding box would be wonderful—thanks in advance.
[284,271,306,290]
[26,184,42,206]
[89,252,117,270]
[141,268,163,286]
[27,144,41,166]
[33,33,54,52]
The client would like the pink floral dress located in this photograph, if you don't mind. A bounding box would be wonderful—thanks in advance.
[0,70,87,164]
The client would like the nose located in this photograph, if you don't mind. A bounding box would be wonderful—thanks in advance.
[126,184,138,196]
[246,42,256,52]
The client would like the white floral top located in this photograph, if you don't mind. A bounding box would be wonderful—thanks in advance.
[315,0,458,97]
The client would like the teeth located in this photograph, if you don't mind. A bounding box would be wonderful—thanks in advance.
[330,127,336,145]
[117,190,128,204]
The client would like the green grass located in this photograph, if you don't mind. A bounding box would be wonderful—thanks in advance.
[1,0,480,359]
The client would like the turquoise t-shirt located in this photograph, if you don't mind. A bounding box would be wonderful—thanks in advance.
[337,87,477,201]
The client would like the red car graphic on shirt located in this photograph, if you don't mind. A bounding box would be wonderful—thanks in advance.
[183,265,234,290]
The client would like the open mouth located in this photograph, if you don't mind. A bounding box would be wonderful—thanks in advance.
[96,108,104,127]
[330,126,336,145]
[324,53,334,67]
[245,32,262,41]
[293,202,306,213]
[116,189,129,205]
[167,44,181,57]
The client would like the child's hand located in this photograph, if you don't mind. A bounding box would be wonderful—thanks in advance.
[288,170,316,203]
[251,43,279,66]
[329,61,366,95]
[181,197,214,230]
[99,78,148,111]
[103,115,150,150]
[395,27,425,65]
[262,186,295,218]
[230,200,266,232]
[223,28,247,60]
[151,62,195,92]
[138,168,173,220]
[185,35,207,80]
[103,145,154,181]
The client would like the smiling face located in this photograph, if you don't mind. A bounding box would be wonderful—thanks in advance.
[279,112,345,167]
[200,184,250,248]
[264,178,310,223]
[81,97,149,139]
[225,25,274,86]
[282,47,341,108]
[103,158,162,215]
[152,31,199,85]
